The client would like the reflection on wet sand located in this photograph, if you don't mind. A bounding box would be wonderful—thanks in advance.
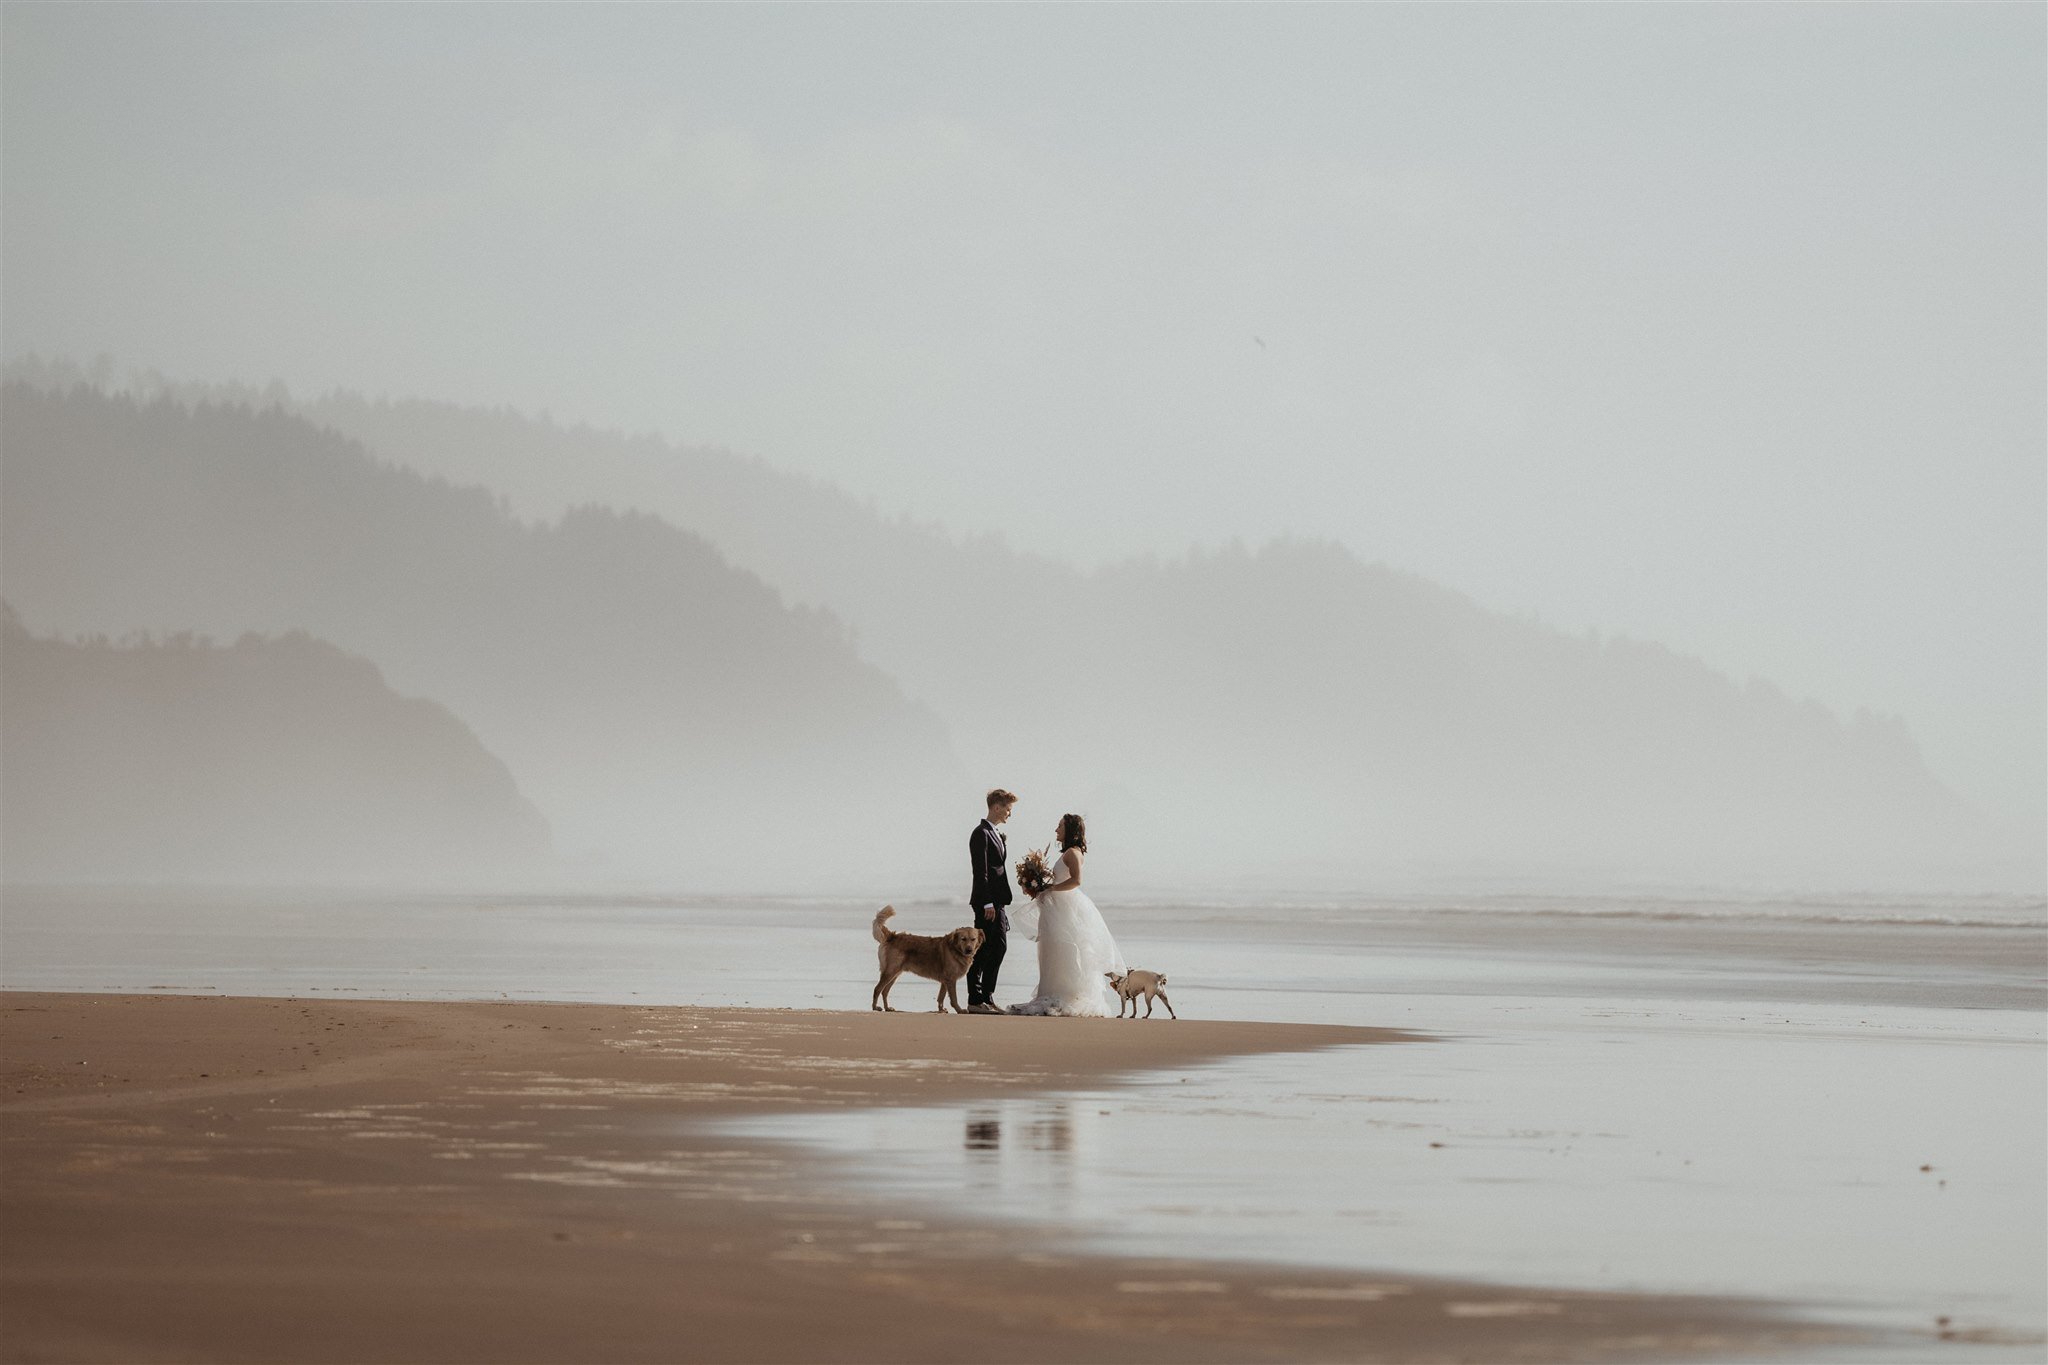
[967,1103,1075,1155]
[1026,1107,1073,1154]
[965,1103,1078,1196]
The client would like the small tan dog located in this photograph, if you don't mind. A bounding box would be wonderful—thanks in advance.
[872,906,984,1013]
[1107,969,1177,1019]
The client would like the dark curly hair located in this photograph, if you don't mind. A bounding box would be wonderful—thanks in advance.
[1058,812,1087,853]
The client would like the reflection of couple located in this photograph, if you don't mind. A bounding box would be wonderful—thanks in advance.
[966,788,1126,1016]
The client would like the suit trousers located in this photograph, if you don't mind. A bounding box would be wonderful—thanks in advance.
[967,911,1007,1006]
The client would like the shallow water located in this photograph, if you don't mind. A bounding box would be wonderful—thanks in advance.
[725,995,2043,1346]
[4,884,2044,1353]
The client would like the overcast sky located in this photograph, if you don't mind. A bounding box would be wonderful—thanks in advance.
[4,3,2042,839]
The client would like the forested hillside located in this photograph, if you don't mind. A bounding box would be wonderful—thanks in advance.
[0,384,961,883]
[285,390,1993,885]
[1,605,549,882]
[0,370,2001,886]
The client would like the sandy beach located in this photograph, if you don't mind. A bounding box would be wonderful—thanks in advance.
[0,991,1850,1363]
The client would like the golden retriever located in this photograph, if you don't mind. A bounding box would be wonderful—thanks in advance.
[872,906,984,1013]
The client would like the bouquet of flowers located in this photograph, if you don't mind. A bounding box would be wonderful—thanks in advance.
[1015,846,1054,897]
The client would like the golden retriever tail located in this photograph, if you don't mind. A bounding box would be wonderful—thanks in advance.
[872,906,897,943]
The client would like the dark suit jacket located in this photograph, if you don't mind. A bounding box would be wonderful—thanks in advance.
[969,819,1012,919]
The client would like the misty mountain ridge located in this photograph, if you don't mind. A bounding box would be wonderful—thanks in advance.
[0,381,963,885]
[0,603,548,883]
[3,363,2017,889]
[263,380,2004,885]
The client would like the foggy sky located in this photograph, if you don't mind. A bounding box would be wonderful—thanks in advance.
[3,4,2042,838]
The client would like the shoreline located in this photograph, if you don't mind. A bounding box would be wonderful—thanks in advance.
[3,992,1864,1363]
[7,887,2039,1018]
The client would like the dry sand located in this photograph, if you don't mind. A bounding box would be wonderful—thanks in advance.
[2,993,1856,1363]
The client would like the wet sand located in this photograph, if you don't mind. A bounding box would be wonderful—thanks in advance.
[2,992,1856,1363]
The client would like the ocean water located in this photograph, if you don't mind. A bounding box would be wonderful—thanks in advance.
[3,884,2043,1354]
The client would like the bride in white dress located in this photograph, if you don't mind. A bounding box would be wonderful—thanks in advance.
[1008,813,1127,1017]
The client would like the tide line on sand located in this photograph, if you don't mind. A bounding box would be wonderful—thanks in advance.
[1,992,1865,1363]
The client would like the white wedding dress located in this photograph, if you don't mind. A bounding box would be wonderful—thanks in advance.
[1007,852,1127,1017]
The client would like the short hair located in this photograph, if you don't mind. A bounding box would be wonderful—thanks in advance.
[986,788,1018,808]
